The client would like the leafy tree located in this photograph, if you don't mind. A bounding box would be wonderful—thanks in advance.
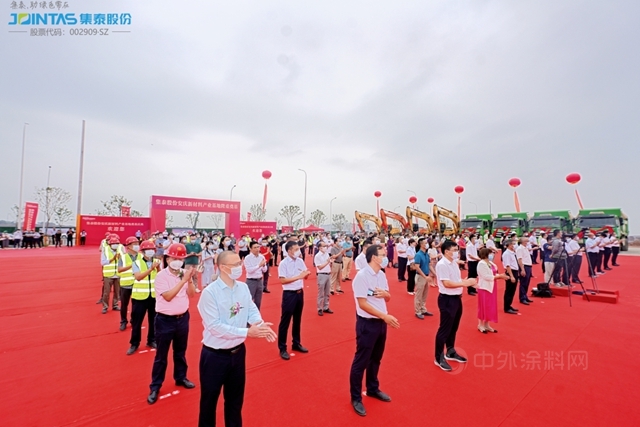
[209,213,223,229]
[279,205,303,227]
[53,207,73,227]
[308,209,327,226]
[186,212,200,229]
[249,204,266,221]
[166,213,174,227]
[97,195,142,216]
[34,186,72,232]
[332,213,348,232]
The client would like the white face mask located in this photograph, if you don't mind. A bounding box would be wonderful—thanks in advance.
[132,245,140,252]
[226,265,243,280]
[262,242,268,246]
[110,244,119,250]
[207,244,214,249]
[488,254,495,261]
[144,250,155,258]
[294,249,302,258]
[380,256,389,268]
[453,251,459,260]
[169,260,183,270]
[223,240,230,247]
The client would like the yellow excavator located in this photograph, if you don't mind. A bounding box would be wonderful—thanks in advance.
[432,204,460,235]
[379,209,410,235]
[406,207,435,234]
[355,211,382,233]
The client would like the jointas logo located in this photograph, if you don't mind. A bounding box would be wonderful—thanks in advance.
[9,13,77,25]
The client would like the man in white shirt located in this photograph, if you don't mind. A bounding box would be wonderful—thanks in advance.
[485,236,497,253]
[434,240,476,372]
[465,234,480,296]
[595,234,605,274]
[529,234,539,264]
[396,239,408,282]
[602,232,613,271]
[502,239,520,315]
[611,234,621,267]
[243,241,268,309]
[566,234,583,284]
[277,240,311,360]
[197,251,276,427]
[516,237,534,305]
[355,239,372,271]
[314,242,334,316]
[585,232,599,278]
[349,244,399,417]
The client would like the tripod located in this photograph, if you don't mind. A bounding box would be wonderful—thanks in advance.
[546,243,590,307]
[582,247,600,294]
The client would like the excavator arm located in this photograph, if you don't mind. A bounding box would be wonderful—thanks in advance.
[432,204,460,235]
[406,207,435,233]
[379,209,410,235]
[355,211,382,233]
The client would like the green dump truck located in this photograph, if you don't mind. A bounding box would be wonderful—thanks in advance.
[574,208,629,251]
[491,212,529,243]
[460,214,493,236]
[529,210,573,235]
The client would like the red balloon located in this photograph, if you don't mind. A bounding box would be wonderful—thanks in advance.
[427,197,434,203]
[374,191,382,198]
[262,170,272,180]
[566,173,581,185]
[454,186,464,194]
[508,177,521,188]
[409,196,417,204]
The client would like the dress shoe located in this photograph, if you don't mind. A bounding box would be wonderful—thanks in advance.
[112,306,121,311]
[263,289,271,293]
[367,390,391,402]
[280,350,290,360]
[323,309,334,314]
[101,308,107,314]
[119,322,127,331]
[352,400,366,416]
[318,310,324,316]
[421,311,434,316]
[330,291,335,295]
[96,299,103,304]
[520,300,530,305]
[415,313,425,320]
[147,390,159,404]
[126,345,138,355]
[605,268,612,271]
[510,307,519,311]
[337,290,344,294]
[147,341,157,349]
[526,299,534,303]
[292,345,309,353]
[176,379,195,389]
[613,264,620,267]
[505,309,518,315]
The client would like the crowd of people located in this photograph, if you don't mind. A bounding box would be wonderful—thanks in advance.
[92,226,624,425]
[0,228,87,248]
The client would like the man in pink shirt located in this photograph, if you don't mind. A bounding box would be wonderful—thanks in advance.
[148,243,197,405]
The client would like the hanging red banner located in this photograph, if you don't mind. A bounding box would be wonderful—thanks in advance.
[23,202,39,231]
[120,206,131,217]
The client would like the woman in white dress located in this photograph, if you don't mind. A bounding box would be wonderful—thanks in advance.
[201,241,219,286]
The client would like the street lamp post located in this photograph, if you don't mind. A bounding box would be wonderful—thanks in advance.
[394,205,401,212]
[329,197,337,232]
[45,166,51,242]
[230,185,236,200]
[469,202,478,214]
[17,122,29,228]
[298,169,307,227]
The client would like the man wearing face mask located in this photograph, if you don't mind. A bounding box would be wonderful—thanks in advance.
[116,237,141,331]
[148,243,197,405]
[355,239,373,272]
[127,240,161,355]
[434,240,477,372]
[277,240,311,360]
[329,238,346,295]
[244,241,268,309]
[184,233,203,293]
[314,241,334,316]
[197,251,277,427]
[100,234,122,315]
[259,239,272,293]
[349,244,399,417]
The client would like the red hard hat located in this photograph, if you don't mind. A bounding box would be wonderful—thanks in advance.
[165,243,187,259]
[125,236,138,246]
[108,234,121,244]
[140,240,155,251]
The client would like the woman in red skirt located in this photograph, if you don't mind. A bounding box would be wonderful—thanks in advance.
[476,248,509,333]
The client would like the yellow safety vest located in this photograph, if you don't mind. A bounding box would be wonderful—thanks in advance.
[102,246,120,278]
[118,252,137,288]
[132,255,156,300]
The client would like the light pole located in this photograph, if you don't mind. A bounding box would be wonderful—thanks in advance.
[329,197,337,231]
[298,168,307,227]
[17,122,29,228]
[469,202,478,214]
[45,166,51,241]
[230,184,236,200]
[393,205,401,212]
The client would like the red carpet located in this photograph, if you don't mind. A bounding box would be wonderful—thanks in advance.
[1,247,639,426]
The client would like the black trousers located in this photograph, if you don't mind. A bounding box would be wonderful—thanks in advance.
[519,265,532,302]
[587,252,598,276]
[504,275,518,311]
[603,247,612,269]
[80,236,86,245]
[435,294,462,361]
[552,259,569,284]
[130,296,156,346]
[119,287,132,324]
[531,250,539,264]
[612,247,620,265]
[397,257,408,281]
[198,344,246,427]
[300,248,306,261]
[67,237,73,247]
[349,316,387,402]
[570,256,582,282]
[150,311,190,391]
[596,252,603,273]
[407,268,416,293]
[239,250,249,260]
[278,290,304,351]
[467,261,479,295]
[263,268,270,291]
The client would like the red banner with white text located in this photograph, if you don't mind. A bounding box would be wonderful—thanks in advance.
[79,215,151,246]
[281,226,294,234]
[23,202,38,231]
[120,206,131,217]
[239,221,277,239]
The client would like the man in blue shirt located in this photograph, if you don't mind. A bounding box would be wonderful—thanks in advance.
[342,236,355,281]
[197,251,277,427]
[413,238,434,319]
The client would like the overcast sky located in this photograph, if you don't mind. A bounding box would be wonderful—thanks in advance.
[1,0,639,232]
